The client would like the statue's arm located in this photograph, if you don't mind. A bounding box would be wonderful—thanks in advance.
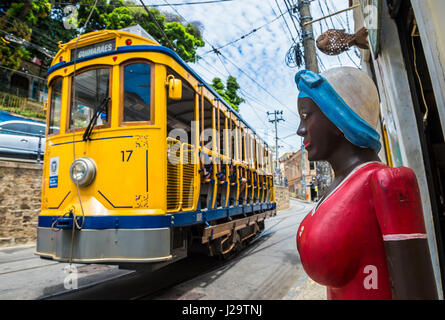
[371,167,438,300]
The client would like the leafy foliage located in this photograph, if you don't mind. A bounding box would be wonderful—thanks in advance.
[0,0,205,71]
[211,76,245,112]
[77,0,205,62]
[0,0,51,69]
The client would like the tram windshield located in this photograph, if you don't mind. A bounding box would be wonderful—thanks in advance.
[70,67,110,129]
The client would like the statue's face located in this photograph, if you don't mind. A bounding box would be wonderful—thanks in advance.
[297,97,343,161]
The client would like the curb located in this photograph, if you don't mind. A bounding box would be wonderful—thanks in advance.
[290,197,313,204]
[0,243,36,251]
[283,273,327,300]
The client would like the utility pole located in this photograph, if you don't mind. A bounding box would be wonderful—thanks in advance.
[298,0,319,73]
[298,0,318,199]
[297,0,326,200]
[267,110,284,185]
[300,136,306,199]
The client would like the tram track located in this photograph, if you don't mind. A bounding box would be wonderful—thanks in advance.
[39,201,312,300]
[133,223,298,300]
[0,262,61,276]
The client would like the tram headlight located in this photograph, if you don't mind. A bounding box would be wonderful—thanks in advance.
[69,157,96,187]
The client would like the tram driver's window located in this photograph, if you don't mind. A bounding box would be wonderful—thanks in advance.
[70,68,110,129]
[123,63,151,122]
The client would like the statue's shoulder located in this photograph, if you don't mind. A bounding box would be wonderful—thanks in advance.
[370,164,425,235]
[370,164,419,188]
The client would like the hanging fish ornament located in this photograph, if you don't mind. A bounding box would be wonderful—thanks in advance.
[316,27,369,55]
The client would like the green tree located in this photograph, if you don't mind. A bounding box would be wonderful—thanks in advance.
[211,76,245,112]
[0,0,205,71]
[0,1,51,69]
[77,0,205,62]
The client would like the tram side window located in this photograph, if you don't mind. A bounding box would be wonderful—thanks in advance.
[265,148,268,171]
[49,78,62,135]
[70,68,110,129]
[246,134,251,165]
[241,130,245,161]
[258,143,262,170]
[240,129,245,161]
[123,63,151,122]
[231,121,236,160]
[166,68,195,144]
[252,136,256,167]
[201,98,213,149]
[218,110,226,156]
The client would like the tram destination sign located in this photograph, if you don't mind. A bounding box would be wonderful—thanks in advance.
[71,39,116,60]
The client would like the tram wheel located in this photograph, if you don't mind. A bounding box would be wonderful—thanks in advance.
[212,231,241,260]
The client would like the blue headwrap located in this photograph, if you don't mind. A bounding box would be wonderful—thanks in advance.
[295,69,381,153]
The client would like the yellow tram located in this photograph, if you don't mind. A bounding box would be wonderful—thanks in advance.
[35,26,276,268]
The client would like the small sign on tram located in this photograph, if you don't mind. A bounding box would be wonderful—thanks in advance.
[71,39,116,60]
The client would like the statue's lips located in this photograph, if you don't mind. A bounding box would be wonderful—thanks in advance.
[304,141,311,148]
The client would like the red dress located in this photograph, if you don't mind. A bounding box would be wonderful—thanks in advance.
[296,162,428,300]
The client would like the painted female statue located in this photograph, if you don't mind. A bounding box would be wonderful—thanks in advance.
[295,67,438,300]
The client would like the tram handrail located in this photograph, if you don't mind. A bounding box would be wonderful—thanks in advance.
[166,138,198,213]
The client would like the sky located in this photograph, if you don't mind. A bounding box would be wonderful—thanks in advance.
[146,0,361,157]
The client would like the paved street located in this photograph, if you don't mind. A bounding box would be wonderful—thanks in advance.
[153,198,326,300]
[0,245,130,299]
[0,199,326,300]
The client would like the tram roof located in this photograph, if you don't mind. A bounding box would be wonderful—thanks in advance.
[47,31,269,149]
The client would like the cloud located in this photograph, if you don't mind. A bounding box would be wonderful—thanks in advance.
[149,0,360,154]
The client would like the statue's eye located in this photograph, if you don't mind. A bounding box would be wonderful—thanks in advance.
[301,113,308,120]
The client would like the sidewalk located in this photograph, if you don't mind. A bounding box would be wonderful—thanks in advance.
[289,196,313,204]
[282,198,326,300]
[283,272,327,300]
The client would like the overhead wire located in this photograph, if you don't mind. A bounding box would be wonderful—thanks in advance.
[283,0,301,39]
[282,0,304,68]
[266,0,292,43]
[315,0,343,67]
[138,0,176,50]
[159,0,215,46]
[319,0,360,68]
[160,0,298,120]
[326,0,361,59]
[195,38,271,123]
[0,11,61,53]
[207,49,269,124]
[218,52,300,118]
[273,0,297,42]
[54,0,235,7]
[201,8,290,55]
[152,0,299,138]
[197,52,272,115]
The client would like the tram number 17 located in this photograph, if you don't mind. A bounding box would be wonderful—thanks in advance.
[121,150,133,162]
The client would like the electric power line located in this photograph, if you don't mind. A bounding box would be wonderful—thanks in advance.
[53,0,235,7]
[283,0,301,38]
[202,8,291,55]
[266,0,292,43]
[218,52,300,118]
[0,11,61,52]
[158,0,299,133]
[138,0,176,50]
[196,53,270,125]
[273,0,296,43]
[318,0,360,68]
